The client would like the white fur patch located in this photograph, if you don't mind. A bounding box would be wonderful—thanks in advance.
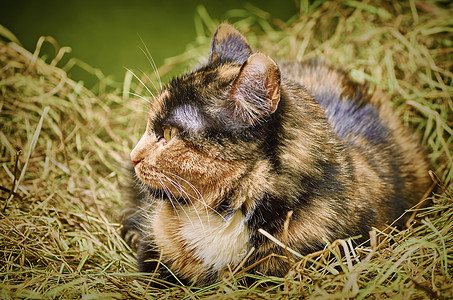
[171,105,205,132]
[178,209,250,271]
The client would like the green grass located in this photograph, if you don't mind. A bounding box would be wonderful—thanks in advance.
[1,0,452,298]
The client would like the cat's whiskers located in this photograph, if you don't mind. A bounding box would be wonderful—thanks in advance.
[149,188,159,205]
[165,172,204,202]
[138,67,161,98]
[157,176,196,226]
[133,173,150,199]
[165,171,226,222]
[162,174,204,228]
[139,167,185,217]
[127,91,152,104]
[156,177,179,217]
[138,35,163,92]
[125,68,156,98]
[164,172,207,215]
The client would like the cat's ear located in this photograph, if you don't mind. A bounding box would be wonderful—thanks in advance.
[228,52,281,125]
[209,23,252,64]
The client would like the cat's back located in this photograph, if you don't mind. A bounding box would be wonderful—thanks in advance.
[280,60,431,219]
[281,61,386,143]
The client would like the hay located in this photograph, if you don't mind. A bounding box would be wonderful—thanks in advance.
[1,0,452,298]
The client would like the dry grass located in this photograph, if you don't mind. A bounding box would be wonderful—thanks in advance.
[1,0,452,298]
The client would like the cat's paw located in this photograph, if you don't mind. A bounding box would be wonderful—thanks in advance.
[121,211,142,252]
[123,228,141,252]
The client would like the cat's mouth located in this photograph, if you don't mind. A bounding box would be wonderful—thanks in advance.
[135,165,205,205]
[135,166,172,189]
[134,164,161,184]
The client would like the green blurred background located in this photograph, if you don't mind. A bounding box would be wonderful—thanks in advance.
[2,0,297,86]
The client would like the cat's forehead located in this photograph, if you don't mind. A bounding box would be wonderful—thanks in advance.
[151,64,240,109]
[147,84,207,133]
[146,63,243,132]
[169,104,206,132]
[148,89,170,119]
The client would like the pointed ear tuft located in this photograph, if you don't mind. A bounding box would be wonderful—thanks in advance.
[209,23,252,64]
[228,52,281,125]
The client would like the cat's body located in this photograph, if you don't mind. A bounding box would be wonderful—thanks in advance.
[122,23,430,286]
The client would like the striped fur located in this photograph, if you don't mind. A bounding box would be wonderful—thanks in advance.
[121,23,431,286]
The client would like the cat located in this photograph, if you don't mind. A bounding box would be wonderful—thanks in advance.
[121,23,431,286]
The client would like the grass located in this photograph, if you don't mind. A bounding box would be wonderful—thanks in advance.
[1,0,452,298]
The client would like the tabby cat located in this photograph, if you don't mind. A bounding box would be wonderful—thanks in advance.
[122,23,431,286]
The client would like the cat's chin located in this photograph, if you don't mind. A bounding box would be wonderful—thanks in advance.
[134,166,165,191]
[134,165,156,184]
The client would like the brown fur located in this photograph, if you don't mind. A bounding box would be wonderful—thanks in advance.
[122,23,431,286]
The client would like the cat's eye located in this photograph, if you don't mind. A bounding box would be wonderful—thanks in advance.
[163,127,177,143]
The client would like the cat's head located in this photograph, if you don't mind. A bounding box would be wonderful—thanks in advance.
[131,23,281,210]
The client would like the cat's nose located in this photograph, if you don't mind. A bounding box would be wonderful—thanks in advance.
[131,146,144,166]
[131,133,151,166]
[130,150,141,166]
[131,158,140,167]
